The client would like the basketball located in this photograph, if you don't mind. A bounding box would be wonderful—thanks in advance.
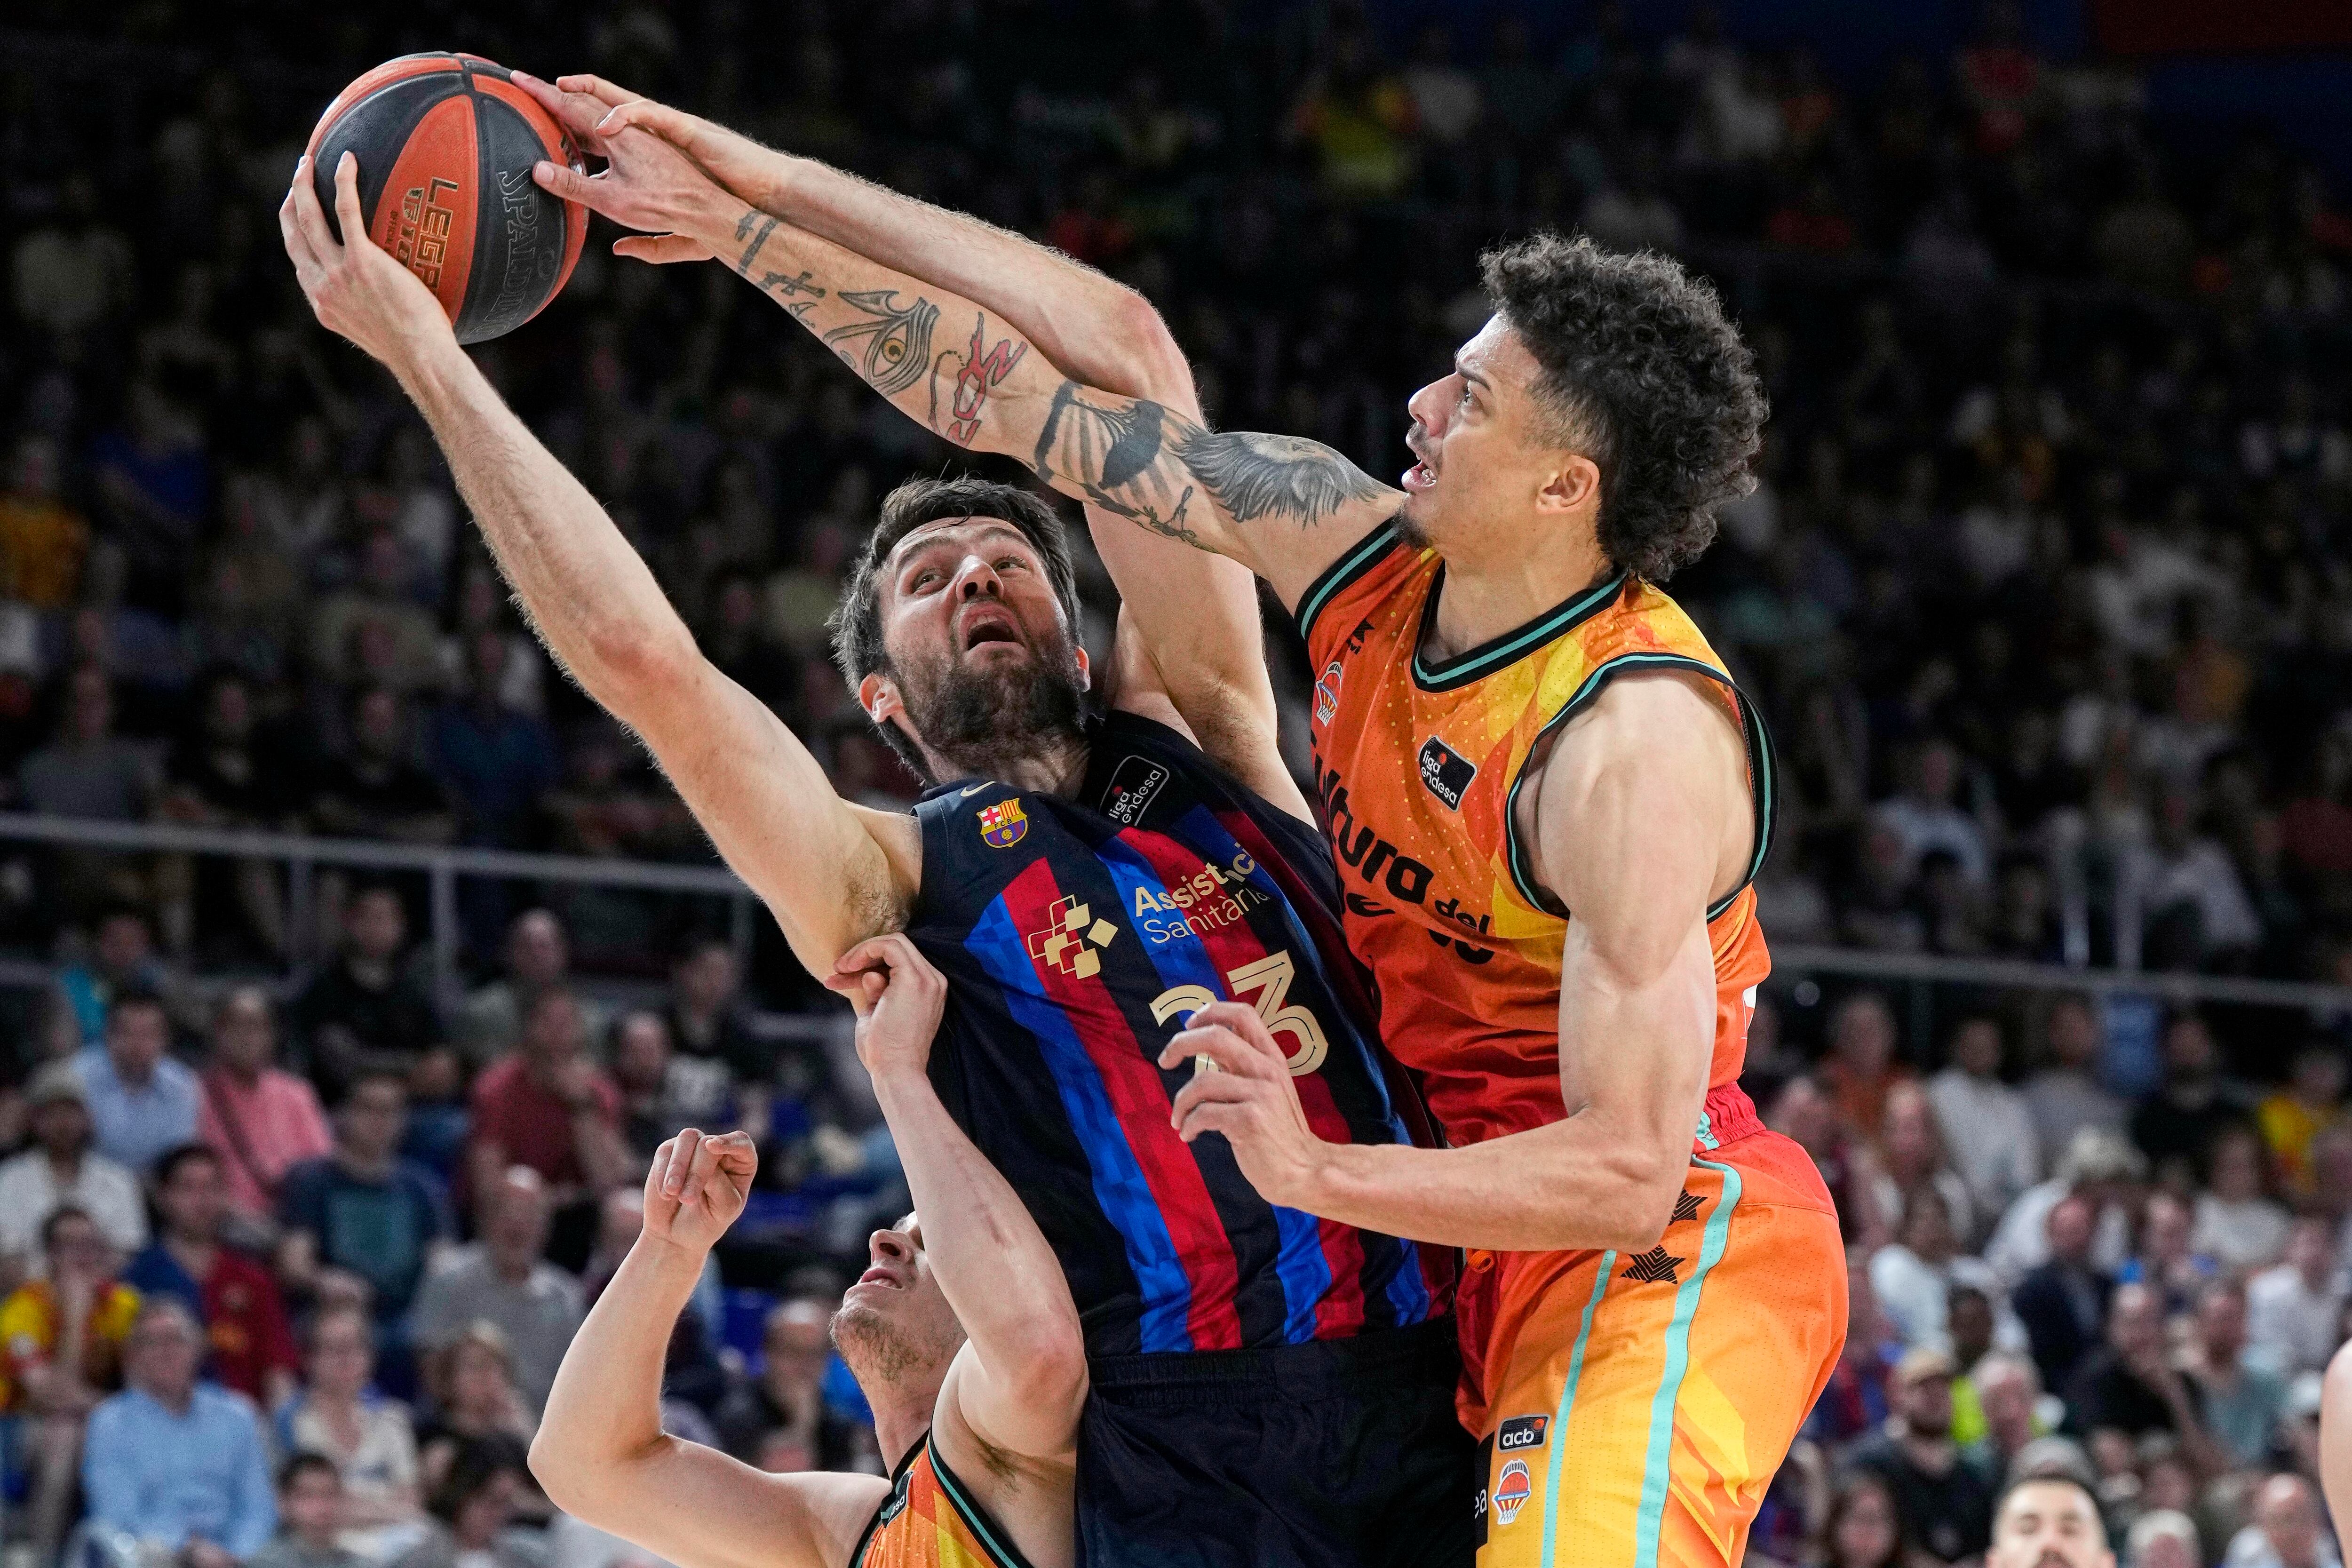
[305,53,587,344]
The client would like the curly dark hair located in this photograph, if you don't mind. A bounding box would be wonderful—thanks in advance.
[1480,233,1766,583]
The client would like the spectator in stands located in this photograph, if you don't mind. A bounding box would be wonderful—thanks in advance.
[55,903,172,1045]
[2014,1193,2113,1397]
[1987,1130,2142,1285]
[83,1296,277,1564]
[2127,1511,2200,1568]
[2062,1283,2224,1474]
[1865,1081,1979,1246]
[2249,1217,2345,1375]
[388,1436,536,1568]
[1822,990,1911,1143]
[1819,1469,1905,1568]
[463,987,627,1223]
[275,1304,427,1563]
[1871,1186,2004,1354]
[716,1296,867,1473]
[408,1167,582,1415]
[278,1071,450,1330]
[2256,1043,2344,1200]
[454,908,601,1070]
[196,984,333,1226]
[158,667,297,959]
[412,1324,536,1469]
[1964,1351,2053,1480]
[2188,1280,2288,1470]
[18,662,156,821]
[667,936,777,1138]
[1874,738,1991,885]
[610,1010,700,1157]
[2193,1122,2293,1271]
[250,1454,367,1568]
[125,1144,299,1407]
[0,1061,146,1258]
[288,883,443,1101]
[1853,1347,1998,1565]
[1984,1474,2114,1568]
[310,686,457,846]
[2232,1473,2333,1568]
[2025,997,2127,1160]
[2,1205,141,1562]
[2116,1190,2220,1318]
[1928,1013,2041,1224]
[2130,1012,2250,1176]
[77,984,199,1175]
[429,631,557,852]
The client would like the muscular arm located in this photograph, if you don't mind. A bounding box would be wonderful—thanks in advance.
[845,938,1086,1468]
[1165,676,1745,1251]
[280,154,913,974]
[529,121,1400,612]
[532,1137,882,1568]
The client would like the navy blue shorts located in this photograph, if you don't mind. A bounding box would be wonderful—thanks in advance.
[1076,1317,1476,1568]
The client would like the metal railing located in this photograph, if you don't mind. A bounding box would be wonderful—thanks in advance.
[0,811,761,1009]
[4,812,2349,1030]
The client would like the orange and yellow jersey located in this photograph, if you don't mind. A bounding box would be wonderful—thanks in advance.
[852,1432,1035,1568]
[1294,520,1778,1153]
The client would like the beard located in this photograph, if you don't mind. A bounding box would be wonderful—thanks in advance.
[893,630,1088,779]
[830,1298,962,1390]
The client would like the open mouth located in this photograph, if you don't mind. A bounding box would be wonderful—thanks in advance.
[855,1265,905,1291]
[1402,438,1438,493]
[959,609,1023,652]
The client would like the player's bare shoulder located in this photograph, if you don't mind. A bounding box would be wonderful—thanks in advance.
[1515,669,1753,916]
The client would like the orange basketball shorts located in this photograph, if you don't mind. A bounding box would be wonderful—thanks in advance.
[1462,1129,1846,1568]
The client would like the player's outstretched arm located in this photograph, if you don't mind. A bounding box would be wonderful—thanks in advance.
[830,936,1087,1494]
[510,77,1302,804]
[1161,675,1736,1251]
[526,129,1401,613]
[279,152,914,972]
[531,1132,885,1568]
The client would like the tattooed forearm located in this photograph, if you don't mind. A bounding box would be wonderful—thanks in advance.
[1031,380,1388,548]
[928,313,1029,446]
[1172,430,1391,526]
[734,212,778,276]
[821,288,939,396]
[762,269,825,298]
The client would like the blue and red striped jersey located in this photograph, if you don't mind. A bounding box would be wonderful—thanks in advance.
[906,710,1452,1357]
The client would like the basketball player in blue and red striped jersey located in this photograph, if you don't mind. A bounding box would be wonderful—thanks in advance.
[281,121,1470,1567]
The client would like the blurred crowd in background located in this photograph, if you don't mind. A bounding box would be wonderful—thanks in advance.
[8,0,2352,1564]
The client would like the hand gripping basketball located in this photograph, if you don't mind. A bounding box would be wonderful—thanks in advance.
[281,152,458,370]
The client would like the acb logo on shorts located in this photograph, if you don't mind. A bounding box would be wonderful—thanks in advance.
[1494,1459,1533,1526]
[1497,1414,1549,1452]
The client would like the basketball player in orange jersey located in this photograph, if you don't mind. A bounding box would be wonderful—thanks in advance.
[534,81,1847,1568]
[534,933,1085,1568]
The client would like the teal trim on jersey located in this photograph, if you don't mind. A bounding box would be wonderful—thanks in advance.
[1410,571,1626,692]
[1538,1250,1618,1568]
[1293,521,1403,646]
[930,1440,1041,1568]
[1500,653,1779,923]
[1694,1110,1719,1151]
[1631,1158,1742,1568]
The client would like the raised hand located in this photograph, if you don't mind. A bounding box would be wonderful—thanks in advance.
[825,933,949,1088]
[524,107,737,264]
[279,151,455,370]
[641,1128,757,1256]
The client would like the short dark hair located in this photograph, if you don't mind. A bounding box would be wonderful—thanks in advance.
[829,475,1082,764]
[154,1143,219,1187]
[1995,1470,2103,1528]
[278,1452,341,1491]
[40,1204,95,1250]
[110,984,167,1021]
[1480,232,1766,583]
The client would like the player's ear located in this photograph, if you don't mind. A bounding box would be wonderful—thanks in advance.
[858,671,901,727]
[1534,452,1601,518]
[1073,643,1091,693]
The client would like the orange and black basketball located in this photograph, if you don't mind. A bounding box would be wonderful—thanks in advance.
[305,53,587,344]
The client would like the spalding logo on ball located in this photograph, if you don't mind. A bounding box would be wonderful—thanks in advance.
[307,53,587,344]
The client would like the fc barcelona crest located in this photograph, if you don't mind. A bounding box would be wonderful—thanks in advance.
[978,799,1029,848]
